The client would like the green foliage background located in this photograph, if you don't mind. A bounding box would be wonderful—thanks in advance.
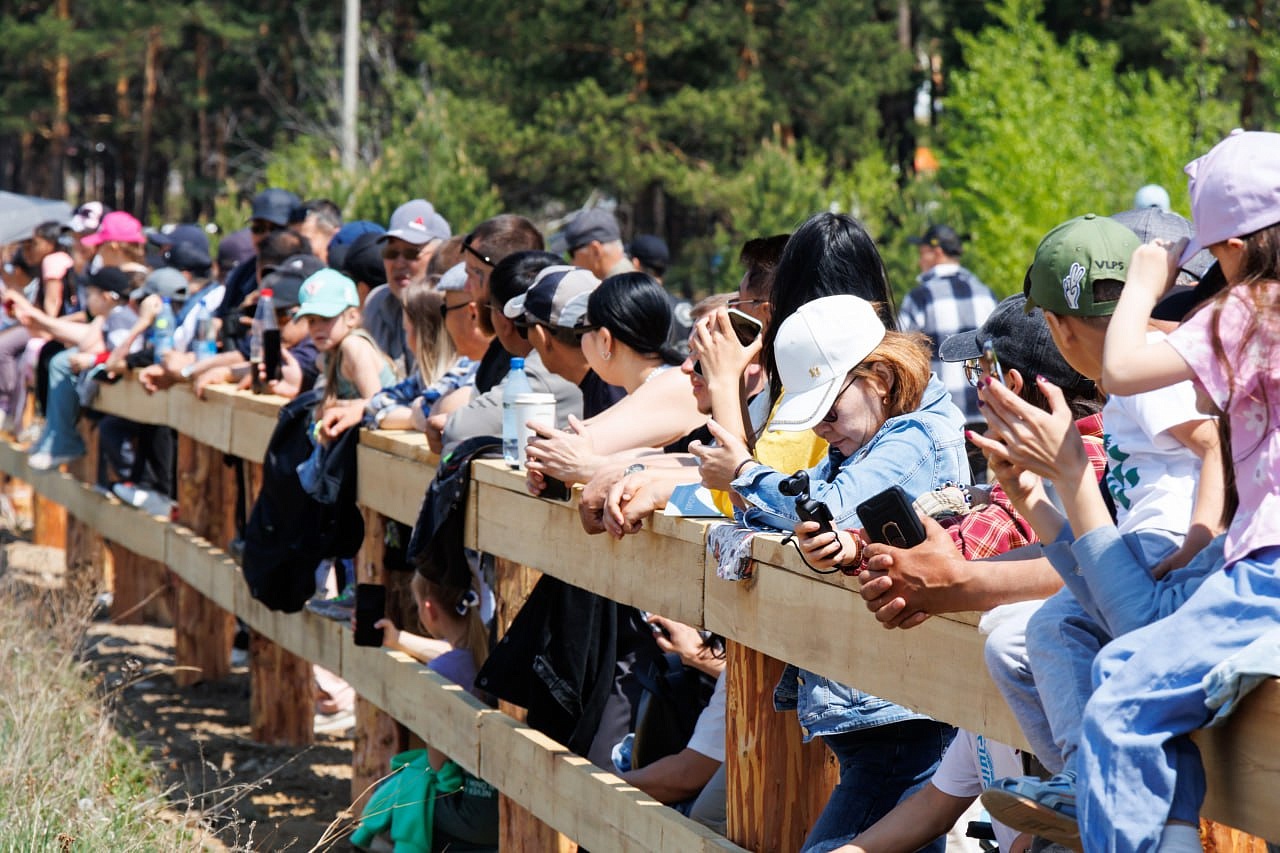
[0,0,1275,299]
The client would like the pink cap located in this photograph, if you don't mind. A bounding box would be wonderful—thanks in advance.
[1180,129,1280,266]
[81,211,145,247]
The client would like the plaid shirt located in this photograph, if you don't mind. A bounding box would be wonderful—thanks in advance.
[938,413,1108,559]
[898,264,997,424]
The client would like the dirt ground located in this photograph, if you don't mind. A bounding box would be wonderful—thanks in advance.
[5,539,356,852]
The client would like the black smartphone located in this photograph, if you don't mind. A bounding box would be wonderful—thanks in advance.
[541,476,571,502]
[856,485,927,549]
[727,307,763,346]
[353,583,387,648]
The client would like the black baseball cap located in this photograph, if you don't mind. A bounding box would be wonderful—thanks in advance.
[908,224,964,257]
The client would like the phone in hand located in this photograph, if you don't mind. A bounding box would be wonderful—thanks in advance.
[541,476,571,502]
[353,583,387,648]
[727,307,764,346]
[982,339,1006,385]
[856,486,927,549]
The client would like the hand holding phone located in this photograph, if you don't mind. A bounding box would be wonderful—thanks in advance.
[353,583,387,647]
[982,339,1005,385]
[856,486,926,549]
[726,307,763,346]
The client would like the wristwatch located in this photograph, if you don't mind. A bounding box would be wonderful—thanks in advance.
[623,463,646,476]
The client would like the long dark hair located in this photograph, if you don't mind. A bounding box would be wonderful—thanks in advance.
[587,272,683,365]
[764,213,897,400]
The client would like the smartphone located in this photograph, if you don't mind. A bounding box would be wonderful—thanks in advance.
[727,307,763,346]
[982,339,1006,385]
[353,583,387,648]
[856,485,927,549]
[541,476,571,502]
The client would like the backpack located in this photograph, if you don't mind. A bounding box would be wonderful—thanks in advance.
[241,389,364,612]
[407,435,501,584]
[630,652,718,769]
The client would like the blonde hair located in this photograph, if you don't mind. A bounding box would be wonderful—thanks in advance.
[402,282,460,385]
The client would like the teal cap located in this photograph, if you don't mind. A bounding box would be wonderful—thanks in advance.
[295,269,360,319]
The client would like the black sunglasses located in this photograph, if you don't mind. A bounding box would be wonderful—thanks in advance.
[463,238,493,267]
[440,299,473,319]
[822,375,858,423]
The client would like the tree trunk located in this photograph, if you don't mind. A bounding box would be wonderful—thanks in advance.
[1240,0,1263,129]
[137,27,160,214]
[194,30,211,220]
[50,0,71,199]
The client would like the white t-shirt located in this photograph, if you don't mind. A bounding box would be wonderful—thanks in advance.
[174,283,225,353]
[1103,333,1205,535]
[931,730,1023,852]
[685,671,726,763]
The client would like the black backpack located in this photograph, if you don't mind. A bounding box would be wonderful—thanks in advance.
[407,435,501,583]
[241,389,364,612]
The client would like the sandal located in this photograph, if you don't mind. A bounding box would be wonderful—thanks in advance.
[981,771,1082,852]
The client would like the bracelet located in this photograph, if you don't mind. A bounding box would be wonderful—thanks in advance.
[732,458,757,479]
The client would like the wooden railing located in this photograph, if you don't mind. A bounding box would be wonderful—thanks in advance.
[6,380,1277,848]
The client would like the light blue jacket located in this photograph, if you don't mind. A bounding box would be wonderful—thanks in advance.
[732,375,969,740]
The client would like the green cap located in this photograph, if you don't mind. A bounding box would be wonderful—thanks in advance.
[1024,214,1140,317]
[295,268,360,319]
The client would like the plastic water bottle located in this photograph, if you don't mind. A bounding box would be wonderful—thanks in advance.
[192,302,217,362]
[502,357,532,467]
[152,298,176,363]
[250,288,281,393]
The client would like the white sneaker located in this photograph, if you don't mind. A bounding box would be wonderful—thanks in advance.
[28,451,79,472]
[112,483,176,518]
[314,708,356,735]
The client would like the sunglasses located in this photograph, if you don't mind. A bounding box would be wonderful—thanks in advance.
[382,246,426,262]
[463,238,493,267]
[440,299,473,319]
[821,375,858,423]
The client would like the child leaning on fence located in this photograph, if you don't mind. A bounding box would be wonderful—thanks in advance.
[350,569,498,852]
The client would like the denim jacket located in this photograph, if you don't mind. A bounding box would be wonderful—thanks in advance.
[731,375,970,740]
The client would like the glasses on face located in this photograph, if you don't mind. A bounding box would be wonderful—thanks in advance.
[250,221,283,236]
[382,246,425,262]
[463,238,493,267]
[822,375,858,423]
[440,299,473,319]
[964,353,1003,387]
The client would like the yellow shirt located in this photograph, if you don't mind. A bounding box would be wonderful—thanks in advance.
[709,396,828,518]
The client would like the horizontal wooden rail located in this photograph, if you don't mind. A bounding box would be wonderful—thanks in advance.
[0,439,740,853]
[58,382,1280,842]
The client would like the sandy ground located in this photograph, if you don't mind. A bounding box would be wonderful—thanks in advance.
[5,540,355,852]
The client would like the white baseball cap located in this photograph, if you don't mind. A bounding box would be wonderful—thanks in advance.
[769,295,886,432]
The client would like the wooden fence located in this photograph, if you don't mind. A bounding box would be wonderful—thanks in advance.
[5,379,1277,850]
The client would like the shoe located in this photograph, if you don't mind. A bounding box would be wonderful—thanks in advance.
[314,707,355,735]
[28,450,80,472]
[230,647,250,668]
[112,482,176,518]
[305,588,357,621]
[981,771,1081,851]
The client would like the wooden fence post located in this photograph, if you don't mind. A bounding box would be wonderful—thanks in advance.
[351,509,417,812]
[65,428,108,599]
[494,557,577,853]
[172,435,235,686]
[725,642,838,852]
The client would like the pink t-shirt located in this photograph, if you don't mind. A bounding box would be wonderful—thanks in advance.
[1168,284,1280,566]
[40,252,74,282]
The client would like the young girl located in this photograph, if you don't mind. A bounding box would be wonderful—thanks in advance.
[293,269,397,441]
[1061,130,1280,852]
[364,268,482,432]
[351,570,498,852]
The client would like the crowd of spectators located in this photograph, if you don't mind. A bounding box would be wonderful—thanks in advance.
[3,127,1278,853]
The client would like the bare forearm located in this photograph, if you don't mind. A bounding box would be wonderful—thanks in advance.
[946,553,1064,612]
[829,784,968,853]
[387,630,451,664]
[620,749,720,804]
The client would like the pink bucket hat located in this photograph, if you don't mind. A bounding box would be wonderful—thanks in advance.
[1180,129,1280,265]
[81,211,145,247]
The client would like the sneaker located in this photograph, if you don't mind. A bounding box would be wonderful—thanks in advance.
[305,588,357,621]
[28,450,80,472]
[230,647,250,668]
[112,482,176,518]
[314,707,355,735]
[981,772,1081,851]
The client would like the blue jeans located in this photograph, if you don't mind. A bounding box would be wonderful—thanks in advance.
[32,348,86,459]
[1078,546,1280,852]
[802,719,954,852]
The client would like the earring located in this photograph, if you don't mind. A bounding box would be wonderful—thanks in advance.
[601,350,611,361]
[882,397,889,406]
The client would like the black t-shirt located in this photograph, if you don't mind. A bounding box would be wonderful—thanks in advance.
[474,338,514,394]
[579,370,626,419]
[288,337,321,393]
